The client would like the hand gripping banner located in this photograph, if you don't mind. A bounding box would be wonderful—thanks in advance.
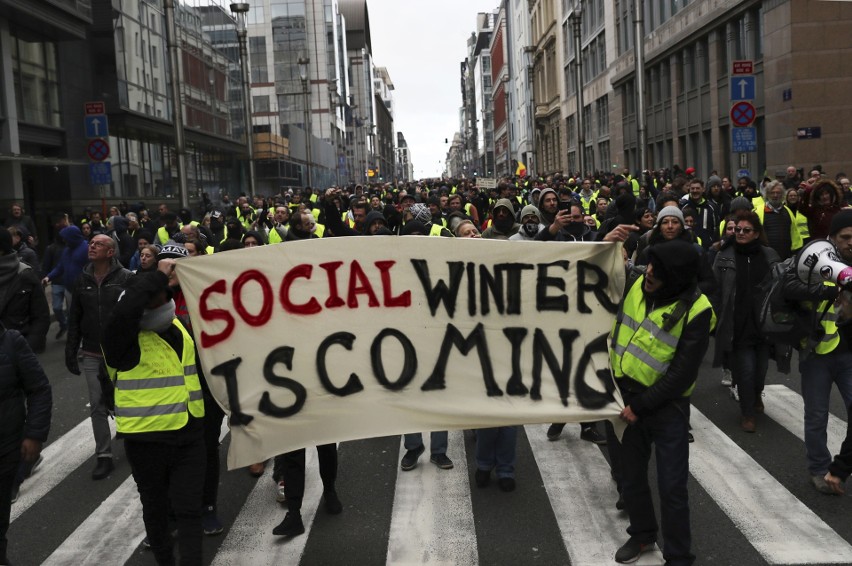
[176,237,626,469]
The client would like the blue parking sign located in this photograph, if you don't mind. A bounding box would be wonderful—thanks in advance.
[89,162,112,185]
[732,128,757,153]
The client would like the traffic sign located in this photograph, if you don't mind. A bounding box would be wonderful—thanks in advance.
[730,76,756,101]
[84,115,109,138]
[89,162,112,185]
[730,101,757,127]
[732,60,753,75]
[84,101,105,115]
[87,139,110,161]
[732,128,757,153]
[737,169,751,179]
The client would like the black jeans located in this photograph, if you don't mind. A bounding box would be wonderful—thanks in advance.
[620,397,694,566]
[274,444,337,513]
[0,448,20,564]
[202,395,225,508]
[124,436,206,566]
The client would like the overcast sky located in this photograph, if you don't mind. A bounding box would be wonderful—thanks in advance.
[367,0,499,179]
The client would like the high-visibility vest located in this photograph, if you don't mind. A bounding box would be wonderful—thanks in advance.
[803,286,840,355]
[157,225,182,245]
[106,319,204,434]
[754,204,804,251]
[578,191,598,214]
[429,223,445,237]
[794,210,810,240]
[609,277,715,396]
[315,223,325,238]
[268,225,287,244]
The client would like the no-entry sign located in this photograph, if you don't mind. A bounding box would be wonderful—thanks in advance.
[87,138,110,162]
[730,101,757,127]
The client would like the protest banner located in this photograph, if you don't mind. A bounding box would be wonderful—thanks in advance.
[176,237,627,469]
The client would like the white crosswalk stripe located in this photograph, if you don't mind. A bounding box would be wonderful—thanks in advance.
[10,384,852,565]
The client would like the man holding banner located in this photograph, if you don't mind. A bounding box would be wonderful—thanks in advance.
[610,239,716,565]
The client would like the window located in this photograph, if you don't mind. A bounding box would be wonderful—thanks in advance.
[249,36,268,82]
[253,95,270,113]
[11,33,61,127]
[596,96,609,136]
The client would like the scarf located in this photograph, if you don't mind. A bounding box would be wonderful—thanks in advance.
[140,299,176,333]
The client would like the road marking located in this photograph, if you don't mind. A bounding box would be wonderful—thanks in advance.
[212,450,322,566]
[12,418,116,522]
[763,384,845,455]
[690,408,852,564]
[41,475,144,565]
[525,423,664,565]
[386,431,477,564]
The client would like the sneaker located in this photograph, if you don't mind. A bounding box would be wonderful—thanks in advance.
[324,490,343,514]
[400,444,425,471]
[474,469,490,488]
[580,426,607,445]
[546,423,565,441]
[729,385,740,402]
[272,512,305,537]
[614,537,655,564]
[721,368,732,386]
[201,506,224,535]
[811,474,837,495]
[430,453,454,470]
[92,457,114,480]
[497,477,516,492]
[275,480,287,503]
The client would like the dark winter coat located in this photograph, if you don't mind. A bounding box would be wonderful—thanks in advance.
[0,255,49,354]
[47,226,89,288]
[67,259,132,356]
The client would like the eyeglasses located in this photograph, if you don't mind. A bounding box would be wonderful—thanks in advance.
[88,240,109,248]
[734,227,755,234]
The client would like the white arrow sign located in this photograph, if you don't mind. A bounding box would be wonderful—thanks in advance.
[738,79,748,99]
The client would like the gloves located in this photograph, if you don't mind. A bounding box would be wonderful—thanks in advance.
[65,349,80,375]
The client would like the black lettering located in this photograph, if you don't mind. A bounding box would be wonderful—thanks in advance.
[422,323,502,396]
[573,333,617,409]
[479,264,504,316]
[467,262,477,316]
[316,332,365,396]
[501,263,535,314]
[577,261,618,314]
[502,327,529,395]
[536,261,570,312]
[532,328,580,403]
[410,259,465,318]
[259,346,308,417]
[209,357,253,426]
[371,329,418,390]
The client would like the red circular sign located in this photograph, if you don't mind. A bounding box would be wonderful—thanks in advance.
[730,101,757,127]
[87,138,110,162]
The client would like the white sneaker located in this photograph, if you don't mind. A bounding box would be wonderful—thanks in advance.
[730,385,739,402]
[276,480,287,503]
[721,369,732,387]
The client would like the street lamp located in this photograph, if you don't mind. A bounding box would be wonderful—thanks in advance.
[164,0,189,207]
[572,0,586,178]
[502,75,511,177]
[298,56,312,188]
[523,45,536,177]
[328,81,341,186]
[230,2,255,195]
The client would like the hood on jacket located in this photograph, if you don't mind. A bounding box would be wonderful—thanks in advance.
[60,225,85,247]
[646,239,700,301]
[364,210,387,233]
[110,215,129,234]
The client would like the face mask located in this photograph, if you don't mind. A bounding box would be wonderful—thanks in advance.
[522,223,539,237]
[140,300,176,333]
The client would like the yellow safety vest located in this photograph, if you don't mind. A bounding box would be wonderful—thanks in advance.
[429,223,446,237]
[157,225,182,245]
[315,223,325,238]
[754,204,804,251]
[609,277,716,396]
[106,319,204,434]
[268,226,287,244]
[794,210,810,240]
[803,288,840,355]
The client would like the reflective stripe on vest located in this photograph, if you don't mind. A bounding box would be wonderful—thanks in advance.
[609,276,716,396]
[108,319,205,433]
[804,290,840,354]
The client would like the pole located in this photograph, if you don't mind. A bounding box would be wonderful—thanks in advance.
[572,7,585,179]
[164,0,189,209]
[634,0,647,173]
[236,27,255,194]
[527,52,536,177]
[503,77,511,177]
[304,83,313,188]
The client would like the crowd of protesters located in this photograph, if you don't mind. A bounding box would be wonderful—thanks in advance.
[4,161,852,565]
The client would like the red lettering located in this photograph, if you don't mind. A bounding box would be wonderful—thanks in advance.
[233,270,273,326]
[375,260,411,307]
[199,279,235,348]
[320,261,346,308]
[347,260,380,308]
[280,264,321,315]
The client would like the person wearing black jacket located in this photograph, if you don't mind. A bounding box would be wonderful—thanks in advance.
[0,323,52,566]
[0,230,49,354]
[610,239,715,565]
[102,263,205,566]
[65,234,132,480]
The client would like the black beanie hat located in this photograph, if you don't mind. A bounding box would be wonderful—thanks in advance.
[829,209,852,236]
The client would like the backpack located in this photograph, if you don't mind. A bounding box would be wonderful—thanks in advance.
[758,257,829,348]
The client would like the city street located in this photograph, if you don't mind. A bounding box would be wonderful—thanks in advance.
[8,319,852,565]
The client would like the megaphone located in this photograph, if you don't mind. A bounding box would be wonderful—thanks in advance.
[796,239,852,287]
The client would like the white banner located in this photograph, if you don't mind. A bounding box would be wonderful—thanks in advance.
[176,237,627,469]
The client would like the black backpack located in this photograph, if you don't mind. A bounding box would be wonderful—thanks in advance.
[758,257,829,348]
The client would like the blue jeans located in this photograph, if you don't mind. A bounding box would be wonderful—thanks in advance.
[620,396,693,566]
[474,426,517,478]
[404,431,447,455]
[732,343,770,418]
[800,349,852,475]
[51,284,67,330]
